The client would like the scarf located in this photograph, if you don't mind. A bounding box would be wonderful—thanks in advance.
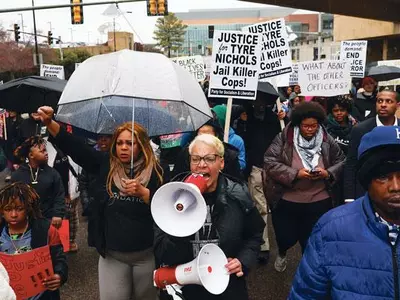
[112,155,153,192]
[293,125,323,171]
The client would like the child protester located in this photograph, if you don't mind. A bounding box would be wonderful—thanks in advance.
[0,182,68,300]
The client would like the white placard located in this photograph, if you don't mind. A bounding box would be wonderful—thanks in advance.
[243,18,292,79]
[378,59,400,86]
[40,64,65,80]
[340,40,368,78]
[208,30,262,100]
[298,60,351,97]
[171,55,206,82]
[276,63,299,87]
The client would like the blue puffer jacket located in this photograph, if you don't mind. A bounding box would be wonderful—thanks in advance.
[290,195,400,300]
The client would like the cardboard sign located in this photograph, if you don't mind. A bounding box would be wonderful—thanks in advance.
[58,220,70,252]
[276,63,299,87]
[40,64,65,80]
[0,246,54,299]
[171,56,206,82]
[243,18,292,79]
[208,30,262,100]
[340,40,368,78]
[298,60,351,96]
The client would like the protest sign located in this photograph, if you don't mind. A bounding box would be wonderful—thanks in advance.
[171,56,206,82]
[0,246,54,299]
[340,40,368,78]
[208,30,262,100]
[378,59,400,86]
[58,220,70,252]
[40,64,65,80]
[243,18,292,79]
[298,60,351,96]
[276,63,298,87]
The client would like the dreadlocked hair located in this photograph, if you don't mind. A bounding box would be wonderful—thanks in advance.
[106,122,164,196]
[13,135,46,163]
[0,182,42,219]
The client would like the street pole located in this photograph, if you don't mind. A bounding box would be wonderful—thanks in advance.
[317,12,322,60]
[18,13,25,42]
[58,36,64,61]
[113,17,116,52]
[32,0,40,66]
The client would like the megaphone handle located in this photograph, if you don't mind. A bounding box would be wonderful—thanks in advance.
[166,284,186,300]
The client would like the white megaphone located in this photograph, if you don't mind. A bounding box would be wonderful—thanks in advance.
[151,174,208,237]
[154,244,230,297]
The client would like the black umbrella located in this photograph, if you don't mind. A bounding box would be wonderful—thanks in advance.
[365,65,400,82]
[257,81,280,97]
[0,76,67,113]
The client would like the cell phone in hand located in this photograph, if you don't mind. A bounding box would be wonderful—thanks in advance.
[309,170,321,175]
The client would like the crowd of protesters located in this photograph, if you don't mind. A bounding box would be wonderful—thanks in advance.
[0,75,399,299]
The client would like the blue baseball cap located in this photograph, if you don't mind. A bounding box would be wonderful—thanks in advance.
[358,126,400,159]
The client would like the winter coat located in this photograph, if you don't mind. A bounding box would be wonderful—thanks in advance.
[263,125,345,210]
[0,218,68,300]
[49,128,162,257]
[325,114,354,154]
[228,128,246,170]
[352,92,377,122]
[172,142,243,180]
[290,194,400,300]
[154,174,265,300]
[11,164,65,219]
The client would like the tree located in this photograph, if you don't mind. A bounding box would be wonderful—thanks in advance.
[153,13,187,58]
[58,48,92,79]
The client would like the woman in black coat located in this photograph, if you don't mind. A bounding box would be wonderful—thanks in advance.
[34,106,163,300]
[156,134,264,300]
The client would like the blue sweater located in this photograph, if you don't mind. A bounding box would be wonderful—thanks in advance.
[228,128,246,170]
[290,195,400,300]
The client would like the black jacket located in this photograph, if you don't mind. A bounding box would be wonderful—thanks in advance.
[325,116,354,155]
[50,128,162,257]
[343,117,400,200]
[154,174,265,300]
[11,164,65,219]
[352,92,377,122]
[172,142,243,180]
[0,218,68,300]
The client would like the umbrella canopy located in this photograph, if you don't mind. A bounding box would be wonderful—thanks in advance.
[258,81,280,97]
[56,49,212,136]
[365,65,400,82]
[0,76,67,113]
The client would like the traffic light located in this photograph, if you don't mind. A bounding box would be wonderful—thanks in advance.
[71,0,84,24]
[147,0,168,16]
[47,31,53,45]
[13,24,21,43]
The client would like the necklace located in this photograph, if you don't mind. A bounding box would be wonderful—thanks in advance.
[29,164,39,185]
[9,222,29,255]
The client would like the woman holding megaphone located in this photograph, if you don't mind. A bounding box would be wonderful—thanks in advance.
[154,134,265,300]
[33,106,164,300]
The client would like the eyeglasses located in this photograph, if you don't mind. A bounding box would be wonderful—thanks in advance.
[300,123,319,130]
[190,154,222,165]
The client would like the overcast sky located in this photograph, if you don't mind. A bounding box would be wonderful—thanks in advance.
[0,0,314,45]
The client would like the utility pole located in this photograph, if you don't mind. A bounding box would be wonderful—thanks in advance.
[18,13,25,42]
[113,17,116,52]
[317,12,322,60]
[58,36,64,61]
[32,0,40,66]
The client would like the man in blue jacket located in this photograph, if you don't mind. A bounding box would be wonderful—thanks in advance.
[290,125,400,299]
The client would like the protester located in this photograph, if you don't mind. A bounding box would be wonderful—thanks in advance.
[352,76,378,121]
[173,119,242,179]
[344,89,400,202]
[0,262,16,300]
[34,106,163,300]
[231,105,248,142]
[211,105,246,170]
[0,182,68,300]
[287,93,305,118]
[263,102,345,272]
[326,95,356,154]
[11,136,65,229]
[293,85,301,95]
[155,134,264,300]
[289,126,400,299]
[246,97,287,264]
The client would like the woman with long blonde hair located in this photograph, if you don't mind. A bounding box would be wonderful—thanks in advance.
[34,106,163,300]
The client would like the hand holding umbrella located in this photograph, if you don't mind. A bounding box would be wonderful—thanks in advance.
[32,106,61,138]
[120,178,150,204]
